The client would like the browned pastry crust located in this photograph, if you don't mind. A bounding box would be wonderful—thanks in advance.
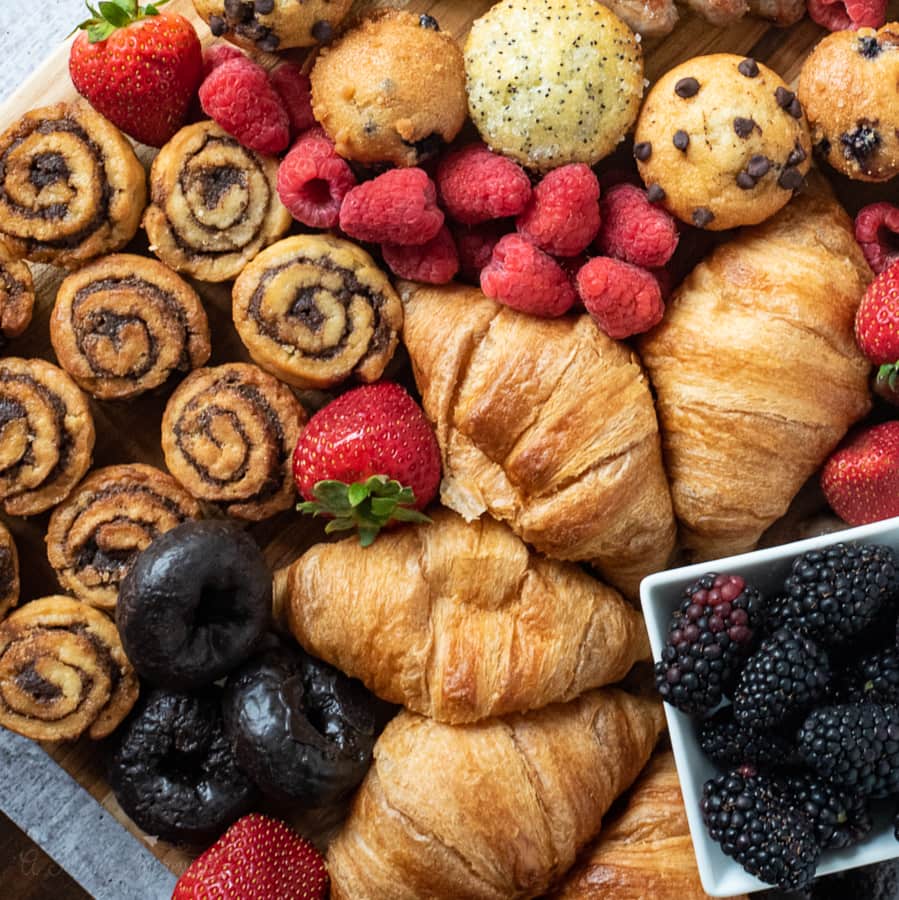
[605,0,678,35]
[51,253,211,400]
[277,509,650,723]
[0,357,95,517]
[0,101,146,269]
[0,595,139,741]
[0,523,19,621]
[328,689,666,900]
[0,249,33,342]
[161,363,306,521]
[46,464,202,612]
[143,121,291,282]
[746,0,806,25]
[400,282,675,598]
[232,235,403,390]
[638,176,872,560]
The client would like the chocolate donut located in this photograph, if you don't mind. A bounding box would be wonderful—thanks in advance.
[116,521,271,690]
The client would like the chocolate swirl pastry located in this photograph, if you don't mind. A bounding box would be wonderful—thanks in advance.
[0,100,146,269]
[143,121,291,283]
[46,464,202,611]
[162,363,306,520]
[233,235,403,389]
[0,357,95,517]
[0,522,19,620]
[50,253,211,400]
[0,249,33,343]
[0,595,139,741]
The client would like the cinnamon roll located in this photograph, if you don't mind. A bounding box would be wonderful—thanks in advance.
[0,523,19,621]
[0,358,95,517]
[0,595,138,741]
[233,234,403,389]
[143,121,291,282]
[50,253,211,400]
[46,464,202,611]
[0,247,33,342]
[0,101,146,269]
[162,363,305,520]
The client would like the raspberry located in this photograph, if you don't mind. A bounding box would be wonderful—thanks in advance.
[516,164,601,257]
[576,257,665,339]
[453,221,510,283]
[436,143,531,225]
[339,168,444,246]
[480,234,576,317]
[382,226,459,284]
[808,0,886,30]
[199,57,290,155]
[202,43,244,79]
[855,202,899,275]
[596,183,680,269]
[277,129,357,229]
[269,64,315,137]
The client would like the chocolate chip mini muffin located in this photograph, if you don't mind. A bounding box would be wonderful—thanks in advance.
[634,54,812,230]
[464,0,643,173]
[193,0,352,51]
[798,25,899,183]
[310,10,467,167]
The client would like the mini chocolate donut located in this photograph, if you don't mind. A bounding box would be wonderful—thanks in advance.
[108,687,256,843]
[116,521,271,690]
[223,641,395,806]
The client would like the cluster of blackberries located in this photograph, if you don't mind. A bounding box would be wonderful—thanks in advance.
[654,542,899,891]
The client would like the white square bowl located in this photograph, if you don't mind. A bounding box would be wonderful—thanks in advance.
[640,517,899,897]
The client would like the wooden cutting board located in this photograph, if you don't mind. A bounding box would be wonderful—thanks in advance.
[1,0,898,881]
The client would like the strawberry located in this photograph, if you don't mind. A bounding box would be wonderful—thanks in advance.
[855,260,899,403]
[821,421,899,526]
[172,814,327,900]
[292,382,441,546]
[69,0,203,147]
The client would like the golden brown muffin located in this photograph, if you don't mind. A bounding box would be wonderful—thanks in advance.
[464,0,643,173]
[798,24,899,183]
[311,10,467,167]
[635,54,811,230]
[0,252,33,342]
[193,0,352,51]
[0,523,19,621]
[0,101,146,269]
[51,253,211,400]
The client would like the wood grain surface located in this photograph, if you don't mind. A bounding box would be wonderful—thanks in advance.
[1,0,898,880]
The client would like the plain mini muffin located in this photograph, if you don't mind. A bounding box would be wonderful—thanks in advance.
[464,0,644,173]
[310,10,468,167]
[798,24,899,183]
[634,54,812,230]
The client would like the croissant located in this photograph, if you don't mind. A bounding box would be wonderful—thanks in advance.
[276,509,649,723]
[399,282,676,597]
[327,688,665,900]
[638,177,871,560]
[551,751,746,900]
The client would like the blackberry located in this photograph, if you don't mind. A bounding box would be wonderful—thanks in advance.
[732,628,830,729]
[769,543,899,646]
[654,573,764,714]
[798,703,899,798]
[698,707,795,768]
[837,647,899,704]
[784,772,872,851]
[701,769,819,890]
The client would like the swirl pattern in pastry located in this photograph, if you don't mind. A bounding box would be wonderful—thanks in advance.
[233,234,403,389]
[46,464,202,611]
[0,595,139,741]
[162,363,306,520]
[0,249,33,342]
[0,357,95,516]
[0,523,19,621]
[50,253,211,400]
[0,101,146,269]
[144,121,291,282]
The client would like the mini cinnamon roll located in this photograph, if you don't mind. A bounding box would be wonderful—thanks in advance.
[0,358,95,517]
[162,363,305,520]
[144,121,291,282]
[0,101,146,269]
[0,595,139,741]
[50,253,211,400]
[46,464,202,611]
[0,245,34,342]
[233,234,403,389]
[0,523,19,621]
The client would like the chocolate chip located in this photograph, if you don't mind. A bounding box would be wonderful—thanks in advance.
[256,31,279,52]
[738,58,759,78]
[311,19,333,42]
[647,184,666,203]
[223,0,250,23]
[778,167,804,190]
[208,14,227,35]
[675,77,700,98]
[692,207,714,228]
[236,20,265,40]
[733,117,755,138]
[673,130,689,152]
[633,141,652,161]
[254,0,274,13]
[775,86,795,110]
[858,35,881,58]
[746,154,771,178]
[787,98,803,119]
[736,172,757,190]
[419,13,440,29]
[786,144,807,167]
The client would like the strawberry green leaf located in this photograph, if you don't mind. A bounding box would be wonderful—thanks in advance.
[347,481,370,508]
[87,21,115,41]
[98,2,129,26]
[110,0,137,14]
